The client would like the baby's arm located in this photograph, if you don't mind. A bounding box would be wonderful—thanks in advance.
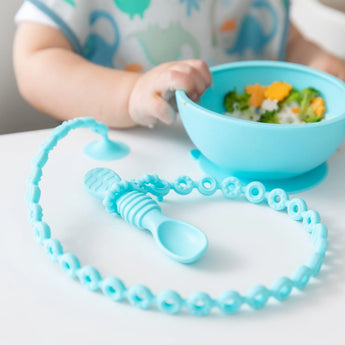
[14,22,211,128]
[286,24,345,82]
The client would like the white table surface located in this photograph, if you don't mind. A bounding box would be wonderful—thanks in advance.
[1,120,345,345]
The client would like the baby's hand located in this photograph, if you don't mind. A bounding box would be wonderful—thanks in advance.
[309,53,345,82]
[128,59,212,127]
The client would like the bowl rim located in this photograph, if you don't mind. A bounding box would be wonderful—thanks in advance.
[176,60,345,130]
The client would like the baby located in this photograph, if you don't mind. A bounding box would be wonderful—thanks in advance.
[13,0,345,128]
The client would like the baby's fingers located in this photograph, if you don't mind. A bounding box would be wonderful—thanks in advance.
[184,59,212,89]
[158,69,203,101]
[131,94,177,126]
[167,64,206,99]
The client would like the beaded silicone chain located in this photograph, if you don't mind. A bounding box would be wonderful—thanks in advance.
[26,117,328,316]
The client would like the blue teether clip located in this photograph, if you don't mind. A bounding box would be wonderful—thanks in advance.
[26,117,328,316]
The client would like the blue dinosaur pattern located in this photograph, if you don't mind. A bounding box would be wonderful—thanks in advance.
[82,10,120,68]
[179,0,204,17]
[226,0,278,57]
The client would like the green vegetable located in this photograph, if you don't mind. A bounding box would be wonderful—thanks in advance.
[300,107,323,123]
[299,87,319,122]
[279,88,302,107]
[224,89,251,113]
[259,110,280,124]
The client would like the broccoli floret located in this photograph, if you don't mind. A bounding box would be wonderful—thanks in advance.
[299,107,323,123]
[299,87,319,121]
[259,109,280,124]
[224,90,237,112]
[224,89,251,113]
[279,88,302,106]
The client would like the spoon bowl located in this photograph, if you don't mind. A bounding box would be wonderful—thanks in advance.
[155,219,208,264]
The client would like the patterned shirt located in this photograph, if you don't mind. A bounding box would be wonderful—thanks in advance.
[17,0,290,71]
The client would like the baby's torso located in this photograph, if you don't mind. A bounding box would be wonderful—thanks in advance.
[28,0,290,70]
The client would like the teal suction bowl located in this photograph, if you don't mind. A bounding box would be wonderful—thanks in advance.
[176,61,345,180]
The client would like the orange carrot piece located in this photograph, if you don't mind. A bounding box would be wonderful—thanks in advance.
[310,97,326,117]
[245,83,267,107]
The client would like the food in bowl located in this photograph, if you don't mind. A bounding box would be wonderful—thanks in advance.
[224,81,327,124]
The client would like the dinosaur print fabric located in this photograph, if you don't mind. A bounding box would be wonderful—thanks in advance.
[24,0,289,70]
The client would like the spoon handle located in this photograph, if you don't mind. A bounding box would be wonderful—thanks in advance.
[83,168,166,231]
[116,190,164,232]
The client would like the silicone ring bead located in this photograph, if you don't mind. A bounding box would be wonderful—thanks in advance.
[142,174,157,184]
[197,176,218,196]
[130,179,146,193]
[34,221,51,245]
[267,189,288,211]
[27,167,43,185]
[245,181,266,204]
[42,136,58,151]
[156,290,183,315]
[44,239,63,262]
[105,181,131,211]
[28,203,43,225]
[78,266,102,291]
[26,184,41,204]
[111,181,130,196]
[102,195,117,214]
[172,176,194,195]
[217,290,243,314]
[312,224,328,246]
[186,292,213,316]
[292,265,312,290]
[78,117,95,126]
[308,253,325,277]
[59,253,81,278]
[50,123,70,140]
[32,149,49,168]
[271,277,293,301]
[127,285,154,310]
[245,285,270,310]
[221,177,242,199]
[101,277,127,302]
[303,210,321,233]
[66,118,89,130]
[142,175,162,193]
[150,179,171,200]
[287,198,307,221]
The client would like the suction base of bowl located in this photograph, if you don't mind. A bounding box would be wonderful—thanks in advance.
[190,150,328,194]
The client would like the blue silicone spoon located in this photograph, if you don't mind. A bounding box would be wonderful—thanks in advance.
[83,168,208,264]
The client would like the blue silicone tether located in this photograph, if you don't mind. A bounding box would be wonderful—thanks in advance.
[26,117,328,316]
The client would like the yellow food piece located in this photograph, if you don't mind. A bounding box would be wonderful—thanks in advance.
[245,83,267,107]
[291,107,300,114]
[310,97,326,117]
[264,81,292,101]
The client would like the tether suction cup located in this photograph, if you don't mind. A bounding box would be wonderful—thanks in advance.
[83,137,129,161]
[191,150,328,194]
